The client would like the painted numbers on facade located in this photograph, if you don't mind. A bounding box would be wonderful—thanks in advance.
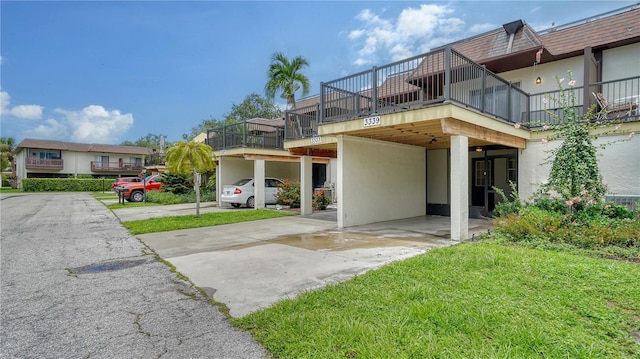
[363,116,381,127]
[311,136,322,144]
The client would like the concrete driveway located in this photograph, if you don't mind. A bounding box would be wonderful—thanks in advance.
[115,203,493,318]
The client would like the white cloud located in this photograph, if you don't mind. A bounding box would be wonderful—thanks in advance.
[25,105,134,144]
[348,4,495,67]
[2,89,132,144]
[0,90,43,120]
[396,4,452,37]
[354,58,372,67]
[0,91,9,115]
[11,105,43,120]
[58,105,134,143]
[348,29,365,40]
[469,23,496,34]
[439,18,466,35]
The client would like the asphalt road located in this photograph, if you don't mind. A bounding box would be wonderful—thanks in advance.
[0,192,266,359]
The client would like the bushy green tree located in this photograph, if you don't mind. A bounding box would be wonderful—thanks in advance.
[224,93,283,123]
[120,133,172,150]
[0,137,16,172]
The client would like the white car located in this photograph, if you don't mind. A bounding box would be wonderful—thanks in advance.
[220,177,283,208]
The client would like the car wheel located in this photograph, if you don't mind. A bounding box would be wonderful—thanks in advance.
[230,203,241,208]
[130,190,144,202]
[246,196,255,208]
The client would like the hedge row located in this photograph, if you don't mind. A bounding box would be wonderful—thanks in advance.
[22,178,112,192]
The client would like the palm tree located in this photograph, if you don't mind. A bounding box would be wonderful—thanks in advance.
[165,141,216,217]
[265,52,310,110]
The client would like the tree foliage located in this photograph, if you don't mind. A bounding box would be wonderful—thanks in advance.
[181,93,282,140]
[0,137,16,172]
[120,133,172,150]
[265,52,310,110]
[182,118,222,141]
[224,93,283,123]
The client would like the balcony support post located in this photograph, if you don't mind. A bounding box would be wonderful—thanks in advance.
[284,110,289,141]
[372,66,378,114]
[320,82,325,124]
[583,46,593,116]
[481,65,486,113]
[444,46,451,102]
[507,81,512,122]
[243,121,248,147]
[222,124,226,149]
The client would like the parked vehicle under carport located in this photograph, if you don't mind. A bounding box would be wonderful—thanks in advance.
[220,177,283,208]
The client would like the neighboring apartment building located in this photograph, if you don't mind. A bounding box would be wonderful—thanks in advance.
[209,5,640,239]
[208,118,335,209]
[13,139,154,185]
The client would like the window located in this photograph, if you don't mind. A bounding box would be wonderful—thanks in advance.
[475,160,492,187]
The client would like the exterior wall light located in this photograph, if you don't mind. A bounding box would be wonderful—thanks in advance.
[475,146,483,152]
[536,76,542,85]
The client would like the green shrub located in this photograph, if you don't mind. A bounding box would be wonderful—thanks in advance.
[1,174,9,187]
[493,181,522,216]
[275,179,300,208]
[531,196,567,213]
[22,178,109,192]
[160,172,190,194]
[312,188,331,210]
[493,206,640,252]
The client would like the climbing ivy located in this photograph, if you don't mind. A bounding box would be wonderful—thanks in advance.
[536,71,632,204]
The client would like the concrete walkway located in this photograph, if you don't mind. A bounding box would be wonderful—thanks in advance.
[115,202,493,318]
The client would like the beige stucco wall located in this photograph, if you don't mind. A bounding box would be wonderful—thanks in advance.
[602,43,640,81]
[16,149,144,179]
[427,149,448,204]
[519,134,640,200]
[500,57,584,94]
[338,135,425,228]
[266,161,300,182]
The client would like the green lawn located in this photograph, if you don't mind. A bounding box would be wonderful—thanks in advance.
[0,187,22,193]
[122,209,295,234]
[235,243,640,358]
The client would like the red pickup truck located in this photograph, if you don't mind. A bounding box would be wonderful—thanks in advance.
[115,174,164,202]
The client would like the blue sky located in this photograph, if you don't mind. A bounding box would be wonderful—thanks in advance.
[1,0,636,145]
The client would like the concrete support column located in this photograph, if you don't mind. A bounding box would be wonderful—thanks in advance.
[300,155,313,216]
[450,135,469,241]
[216,159,224,207]
[336,136,345,228]
[254,159,266,209]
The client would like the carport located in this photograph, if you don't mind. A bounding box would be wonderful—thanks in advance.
[207,118,336,210]
[285,103,528,241]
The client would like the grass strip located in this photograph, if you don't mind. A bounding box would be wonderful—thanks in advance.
[122,209,295,234]
[235,243,640,358]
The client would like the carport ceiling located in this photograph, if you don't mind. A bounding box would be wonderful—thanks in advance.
[328,120,495,150]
